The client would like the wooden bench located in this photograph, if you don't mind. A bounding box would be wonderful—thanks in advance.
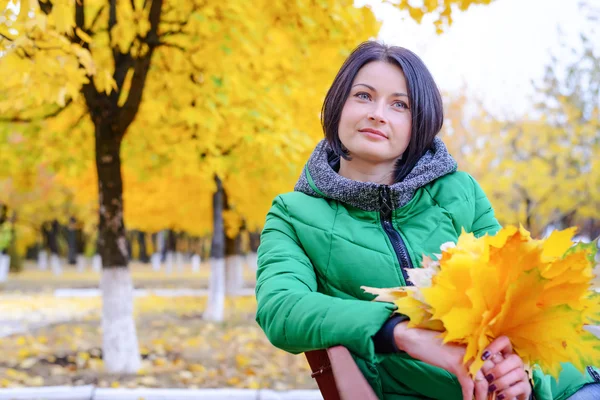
[305,346,378,400]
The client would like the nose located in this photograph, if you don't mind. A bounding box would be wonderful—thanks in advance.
[367,102,387,124]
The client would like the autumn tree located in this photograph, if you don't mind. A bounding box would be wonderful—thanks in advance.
[1,0,496,373]
[444,31,600,236]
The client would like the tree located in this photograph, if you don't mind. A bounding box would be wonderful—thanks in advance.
[444,31,600,236]
[1,0,495,373]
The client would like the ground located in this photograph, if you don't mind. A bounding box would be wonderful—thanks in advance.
[0,261,316,390]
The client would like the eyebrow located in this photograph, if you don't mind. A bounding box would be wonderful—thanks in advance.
[352,83,408,98]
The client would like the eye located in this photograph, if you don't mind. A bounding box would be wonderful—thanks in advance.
[392,101,409,110]
[354,92,371,101]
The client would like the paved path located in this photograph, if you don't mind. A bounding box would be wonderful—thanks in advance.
[0,296,98,338]
[0,386,322,400]
[53,288,255,298]
[0,288,255,338]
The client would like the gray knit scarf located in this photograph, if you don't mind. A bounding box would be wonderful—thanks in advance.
[294,137,457,211]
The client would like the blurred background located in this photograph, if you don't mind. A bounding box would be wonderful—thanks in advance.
[0,0,598,395]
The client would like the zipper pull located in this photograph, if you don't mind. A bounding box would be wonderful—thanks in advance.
[379,185,393,221]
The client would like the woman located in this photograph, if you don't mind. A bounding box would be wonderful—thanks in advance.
[255,41,599,400]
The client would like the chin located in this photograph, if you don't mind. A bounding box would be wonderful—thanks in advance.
[349,150,394,164]
[347,141,392,161]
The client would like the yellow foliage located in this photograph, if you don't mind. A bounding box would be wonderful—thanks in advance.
[363,226,600,378]
[442,91,600,236]
[0,0,496,251]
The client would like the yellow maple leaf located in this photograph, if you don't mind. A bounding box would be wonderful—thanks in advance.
[363,226,600,379]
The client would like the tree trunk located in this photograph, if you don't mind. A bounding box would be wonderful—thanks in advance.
[48,220,62,275]
[7,211,22,273]
[101,268,140,372]
[75,221,86,272]
[165,229,176,273]
[225,233,244,294]
[204,175,226,321]
[247,231,261,271]
[67,217,78,265]
[249,231,260,252]
[224,192,243,294]
[76,0,162,373]
[152,230,165,270]
[137,231,149,263]
[39,222,50,270]
[95,123,140,373]
[0,206,9,281]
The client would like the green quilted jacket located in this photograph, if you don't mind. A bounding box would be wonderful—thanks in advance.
[255,138,599,399]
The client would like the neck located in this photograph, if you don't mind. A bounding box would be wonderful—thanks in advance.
[338,158,396,185]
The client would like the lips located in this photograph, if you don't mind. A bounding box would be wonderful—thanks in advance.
[359,128,387,139]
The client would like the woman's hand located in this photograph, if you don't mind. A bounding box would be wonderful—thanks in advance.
[480,336,532,400]
[393,322,489,400]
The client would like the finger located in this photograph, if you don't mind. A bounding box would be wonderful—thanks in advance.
[481,359,496,374]
[457,374,475,400]
[495,380,531,400]
[473,370,489,400]
[491,352,504,365]
[486,354,524,383]
[482,336,513,361]
[488,367,527,393]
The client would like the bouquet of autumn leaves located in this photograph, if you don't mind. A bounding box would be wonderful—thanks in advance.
[362,226,600,378]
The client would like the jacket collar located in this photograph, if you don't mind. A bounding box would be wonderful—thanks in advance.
[294,137,457,211]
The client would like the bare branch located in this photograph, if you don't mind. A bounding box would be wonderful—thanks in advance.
[0,99,73,122]
[117,0,164,133]
[0,32,14,41]
[159,28,186,37]
[38,0,53,15]
[89,5,107,31]
[75,0,85,31]
[108,0,120,63]
[69,111,88,131]
[156,41,187,52]
[160,19,189,25]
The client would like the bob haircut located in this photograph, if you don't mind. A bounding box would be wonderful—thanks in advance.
[321,41,444,183]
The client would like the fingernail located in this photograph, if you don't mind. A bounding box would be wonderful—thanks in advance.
[497,395,505,400]
[488,384,497,393]
[482,350,491,360]
[485,374,494,383]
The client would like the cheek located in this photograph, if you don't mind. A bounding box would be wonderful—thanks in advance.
[338,106,358,138]
[340,102,362,127]
[392,115,412,139]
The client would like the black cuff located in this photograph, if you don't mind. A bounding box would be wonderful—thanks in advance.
[373,314,409,354]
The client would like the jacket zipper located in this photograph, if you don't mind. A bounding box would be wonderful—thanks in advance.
[587,366,600,382]
[379,185,414,286]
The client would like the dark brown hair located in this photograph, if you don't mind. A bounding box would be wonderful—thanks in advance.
[322,41,444,183]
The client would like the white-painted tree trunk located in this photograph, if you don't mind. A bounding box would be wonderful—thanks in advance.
[76,255,86,272]
[156,230,166,254]
[175,252,184,273]
[50,253,62,275]
[191,254,201,272]
[150,253,161,271]
[38,250,48,270]
[165,251,174,274]
[92,254,102,272]
[225,255,244,295]
[246,252,258,271]
[100,267,141,373]
[0,255,10,282]
[203,258,225,322]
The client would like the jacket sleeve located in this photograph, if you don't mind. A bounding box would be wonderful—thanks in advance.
[255,196,397,363]
[468,175,502,237]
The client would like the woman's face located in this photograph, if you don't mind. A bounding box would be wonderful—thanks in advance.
[338,61,412,165]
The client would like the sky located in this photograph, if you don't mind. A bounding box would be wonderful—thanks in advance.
[359,0,598,118]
